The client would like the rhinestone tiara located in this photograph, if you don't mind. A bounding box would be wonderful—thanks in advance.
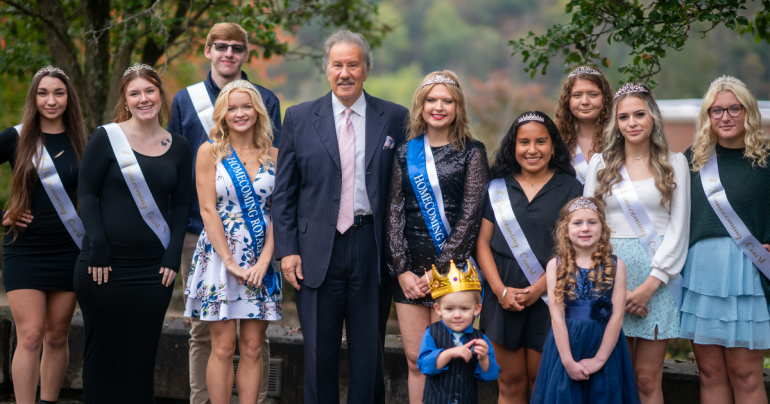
[221,79,256,94]
[568,196,599,213]
[421,74,457,88]
[517,112,545,124]
[568,66,602,78]
[123,63,156,77]
[709,75,745,89]
[614,83,649,100]
[34,66,69,80]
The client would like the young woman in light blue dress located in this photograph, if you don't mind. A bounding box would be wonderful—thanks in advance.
[184,80,281,404]
[584,83,690,404]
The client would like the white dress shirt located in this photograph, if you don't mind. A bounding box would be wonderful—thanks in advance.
[583,152,691,284]
[331,92,372,216]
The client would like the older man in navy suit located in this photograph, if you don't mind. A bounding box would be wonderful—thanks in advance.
[273,30,408,403]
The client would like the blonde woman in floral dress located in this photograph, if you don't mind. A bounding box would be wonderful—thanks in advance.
[184,79,281,404]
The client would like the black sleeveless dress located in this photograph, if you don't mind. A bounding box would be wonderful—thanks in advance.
[0,127,80,292]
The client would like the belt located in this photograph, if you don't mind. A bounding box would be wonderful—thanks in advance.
[351,215,374,227]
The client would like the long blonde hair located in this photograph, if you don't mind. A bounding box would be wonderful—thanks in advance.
[593,86,676,209]
[690,78,770,172]
[209,83,273,167]
[406,70,474,150]
[553,197,615,304]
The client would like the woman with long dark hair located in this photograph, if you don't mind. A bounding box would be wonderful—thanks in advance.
[0,66,87,404]
[386,70,489,403]
[477,111,582,403]
[554,66,613,184]
[73,63,192,403]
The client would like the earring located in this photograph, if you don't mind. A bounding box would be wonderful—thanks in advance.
[617,133,621,139]
[125,106,129,111]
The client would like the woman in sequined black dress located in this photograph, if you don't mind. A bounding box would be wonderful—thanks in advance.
[386,71,489,404]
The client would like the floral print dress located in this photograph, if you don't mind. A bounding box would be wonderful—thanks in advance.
[184,160,282,321]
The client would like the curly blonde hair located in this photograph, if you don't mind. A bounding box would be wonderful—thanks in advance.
[593,87,677,210]
[553,197,615,304]
[690,78,770,172]
[209,85,273,167]
[554,72,613,159]
[406,70,474,150]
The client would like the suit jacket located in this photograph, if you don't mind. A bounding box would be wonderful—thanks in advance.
[273,91,409,288]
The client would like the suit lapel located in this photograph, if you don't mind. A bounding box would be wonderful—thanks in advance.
[364,93,387,169]
[313,92,341,170]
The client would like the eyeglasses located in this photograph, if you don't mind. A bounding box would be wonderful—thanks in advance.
[210,42,247,54]
[708,104,744,120]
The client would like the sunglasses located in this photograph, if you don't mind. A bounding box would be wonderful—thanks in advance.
[210,42,247,54]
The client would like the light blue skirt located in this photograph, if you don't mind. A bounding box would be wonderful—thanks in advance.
[612,237,680,340]
[679,237,770,349]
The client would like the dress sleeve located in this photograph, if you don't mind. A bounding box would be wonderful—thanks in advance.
[386,150,410,277]
[160,136,193,271]
[649,153,691,284]
[78,129,113,267]
[582,153,604,198]
[0,127,19,166]
[435,145,490,270]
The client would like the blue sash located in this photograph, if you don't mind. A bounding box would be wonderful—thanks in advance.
[406,135,450,254]
[216,141,280,295]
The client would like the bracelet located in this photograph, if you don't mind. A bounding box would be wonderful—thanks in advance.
[499,287,508,303]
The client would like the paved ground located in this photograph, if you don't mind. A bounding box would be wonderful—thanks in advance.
[0,393,280,403]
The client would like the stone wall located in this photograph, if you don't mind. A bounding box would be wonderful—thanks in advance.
[0,308,768,403]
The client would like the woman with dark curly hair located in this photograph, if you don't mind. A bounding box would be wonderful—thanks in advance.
[476,111,582,403]
[554,66,613,184]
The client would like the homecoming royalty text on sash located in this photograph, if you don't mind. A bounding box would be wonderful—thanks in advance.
[573,145,589,185]
[217,141,280,296]
[701,148,770,279]
[406,135,481,276]
[612,165,683,308]
[103,123,171,249]
[487,178,548,304]
[14,124,84,248]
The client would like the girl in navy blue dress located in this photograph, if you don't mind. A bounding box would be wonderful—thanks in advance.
[531,196,640,403]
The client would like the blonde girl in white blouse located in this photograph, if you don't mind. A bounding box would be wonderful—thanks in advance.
[584,83,690,404]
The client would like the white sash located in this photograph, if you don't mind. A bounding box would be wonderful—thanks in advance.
[701,148,770,277]
[14,124,84,248]
[487,178,547,304]
[612,165,682,308]
[573,145,588,184]
[102,123,170,249]
[187,82,215,137]
[423,137,481,272]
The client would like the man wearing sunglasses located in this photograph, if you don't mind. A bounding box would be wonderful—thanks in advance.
[168,22,281,404]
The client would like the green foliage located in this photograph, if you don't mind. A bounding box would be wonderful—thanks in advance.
[0,0,390,130]
[364,63,423,108]
[509,0,770,87]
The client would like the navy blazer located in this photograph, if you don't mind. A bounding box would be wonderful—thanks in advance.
[273,91,409,288]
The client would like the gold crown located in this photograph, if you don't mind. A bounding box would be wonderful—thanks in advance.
[426,260,482,299]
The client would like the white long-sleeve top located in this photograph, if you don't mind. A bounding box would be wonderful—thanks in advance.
[583,152,691,284]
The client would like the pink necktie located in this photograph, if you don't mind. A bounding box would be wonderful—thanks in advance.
[337,108,355,233]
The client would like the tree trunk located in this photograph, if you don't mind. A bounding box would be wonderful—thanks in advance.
[83,0,112,130]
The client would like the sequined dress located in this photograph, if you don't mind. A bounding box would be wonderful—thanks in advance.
[386,139,489,306]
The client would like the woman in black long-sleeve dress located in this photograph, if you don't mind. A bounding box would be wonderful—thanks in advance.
[73,64,191,403]
[1,66,87,404]
[386,71,490,404]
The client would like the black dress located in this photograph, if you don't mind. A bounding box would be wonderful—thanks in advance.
[73,127,191,403]
[0,127,80,292]
[386,139,489,306]
[479,172,582,351]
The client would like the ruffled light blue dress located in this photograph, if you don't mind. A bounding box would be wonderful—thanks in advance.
[531,263,640,404]
[679,237,770,349]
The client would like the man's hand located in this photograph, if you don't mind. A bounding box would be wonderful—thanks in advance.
[281,255,304,290]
